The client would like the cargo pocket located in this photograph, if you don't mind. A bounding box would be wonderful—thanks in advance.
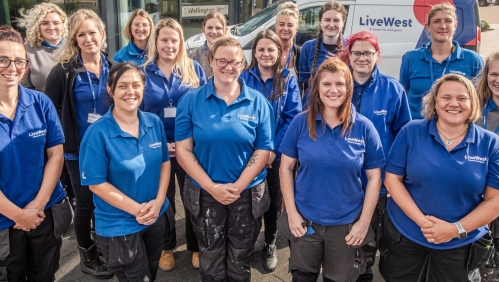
[379,213,402,279]
[51,198,73,238]
[0,229,9,261]
[199,245,226,280]
[108,234,145,270]
[183,177,200,218]
[251,181,270,219]
[0,267,6,281]
[468,232,494,271]
[345,249,365,282]
[277,209,297,241]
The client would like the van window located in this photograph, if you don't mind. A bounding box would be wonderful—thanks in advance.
[295,5,349,46]
[234,1,283,36]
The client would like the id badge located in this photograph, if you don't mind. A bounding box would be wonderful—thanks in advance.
[87,113,102,123]
[164,107,177,118]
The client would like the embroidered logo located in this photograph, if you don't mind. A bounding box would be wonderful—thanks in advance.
[449,70,466,76]
[29,129,47,138]
[238,113,256,121]
[465,155,487,164]
[345,137,365,145]
[149,142,162,149]
[374,110,388,115]
[81,171,87,180]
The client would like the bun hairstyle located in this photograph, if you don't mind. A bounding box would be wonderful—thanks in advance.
[276,2,299,26]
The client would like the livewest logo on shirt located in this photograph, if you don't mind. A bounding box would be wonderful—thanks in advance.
[344,136,365,145]
[29,129,47,138]
[464,155,487,164]
[149,142,162,149]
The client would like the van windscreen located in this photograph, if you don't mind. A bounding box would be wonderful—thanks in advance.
[234,1,284,36]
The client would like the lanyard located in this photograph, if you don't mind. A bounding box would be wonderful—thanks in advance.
[284,45,294,70]
[483,103,499,134]
[354,78,373,112]
[79,55,104,114]
[429,47,452,84]
[161,76,174,107]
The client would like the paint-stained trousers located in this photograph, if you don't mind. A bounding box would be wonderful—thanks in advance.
[183,178,270,282]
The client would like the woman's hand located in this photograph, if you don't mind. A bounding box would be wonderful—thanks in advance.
[288,210,307,238]
[208,184,240,205]
[136,199,165,225]
[421,215,457,244]
[13,209,45,231]
[266,151,276,168]
[168,142,176,158]
[345,221,369,247]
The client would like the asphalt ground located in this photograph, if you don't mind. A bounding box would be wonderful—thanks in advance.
[54,5,499,282]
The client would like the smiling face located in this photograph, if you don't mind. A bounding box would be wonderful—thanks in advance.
[319,71,348,113]
[39,12,64,45]
[203,18,225,46]
[427,10,457,43]
[109,69,144,113]
[320,9,344,41]
[435,80,471,127]
[275,15,298,43]
[254,38,279,70]
[76,19,104,56]
[0,41,27,89]
[131,15,151,44]
[210,46,243,86]
[488,60,499,100]
[156,26,180,63]
[349,40,379,77]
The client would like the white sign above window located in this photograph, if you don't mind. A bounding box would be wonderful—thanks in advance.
[182,5,229,17]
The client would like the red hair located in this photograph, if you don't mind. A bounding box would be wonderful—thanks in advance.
[340,31,381,64]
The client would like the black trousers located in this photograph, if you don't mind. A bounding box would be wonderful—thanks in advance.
[66,159,95,249]
[163,158,198,252]
[97,212,169,282]
[379,213,472,282]
[0,207,62,282]
[263,160,282,245]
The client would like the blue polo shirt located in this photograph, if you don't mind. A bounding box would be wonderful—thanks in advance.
[386,119,499,249]
[113,41,146,66]
[399,41,483,119]
[240,67,302,160]
[142,60,207,142]
[352,66,412,196]
[279,109,385,226]
[79,107,170,237]
[175,77,274,189]
[0,85,66,229]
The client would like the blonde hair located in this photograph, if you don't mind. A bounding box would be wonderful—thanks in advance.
[422,74,480,123]
[55,9,106,64]
[17,3,68,47]
[124,9,153,42]
[477,50,499,107]
[276,2,299,27]
[144,18,200,88]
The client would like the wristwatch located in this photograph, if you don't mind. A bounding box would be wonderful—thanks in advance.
[454,221,467,239]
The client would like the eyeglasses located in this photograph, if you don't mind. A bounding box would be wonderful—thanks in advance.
[0,58,29,69]
[41,21,62,29]
[214,58,243,68]
[132,23,150,28]
[350,51,377,60]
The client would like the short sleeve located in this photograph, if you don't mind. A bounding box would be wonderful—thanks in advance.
[298,41,311,83]
[254,99,274,151]
[42,95,65,148]
[194,61,207,86]
[174,95,193,141]
[79,131,109,186]
[487,146,499,189]
[159,120,170,163]
[279,114,303,159]
[399,53,410,91]
[363,121,386,170]
[385,125,409,176]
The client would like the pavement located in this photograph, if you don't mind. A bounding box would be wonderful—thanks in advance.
[480,24,499,59]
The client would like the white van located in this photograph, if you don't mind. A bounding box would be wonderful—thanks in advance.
[185,0,481,79]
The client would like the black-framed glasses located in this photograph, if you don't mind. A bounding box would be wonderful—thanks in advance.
[0,58,29,69]
[350,51,377,60]
[214,58,243,68]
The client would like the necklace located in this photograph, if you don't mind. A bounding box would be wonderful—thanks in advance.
[437,124,468,146]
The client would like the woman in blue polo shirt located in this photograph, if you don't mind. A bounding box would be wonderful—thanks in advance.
[340,30,412,282]
[45,9,113,279]
[142,18,206,271]
[279,57,384,281]
[79,62,172,281]
[476,50,499,281]
[381,74,499,281]
[113,9,152,65]
[0,25,71,282]
[175,37,274,282]
[240,29,301,272]
[299,1,347,108]
[399,3,483,119]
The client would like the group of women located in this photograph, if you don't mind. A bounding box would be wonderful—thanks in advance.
[2,0,499,281]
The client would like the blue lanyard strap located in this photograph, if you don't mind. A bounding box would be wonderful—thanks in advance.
[80,55,104,113]
[483,103,499,134]
[284,45,294,70]
[429,47,452,84]
[161,76,174,107]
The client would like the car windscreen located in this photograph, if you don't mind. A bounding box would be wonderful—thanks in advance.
[233,1,287,36]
